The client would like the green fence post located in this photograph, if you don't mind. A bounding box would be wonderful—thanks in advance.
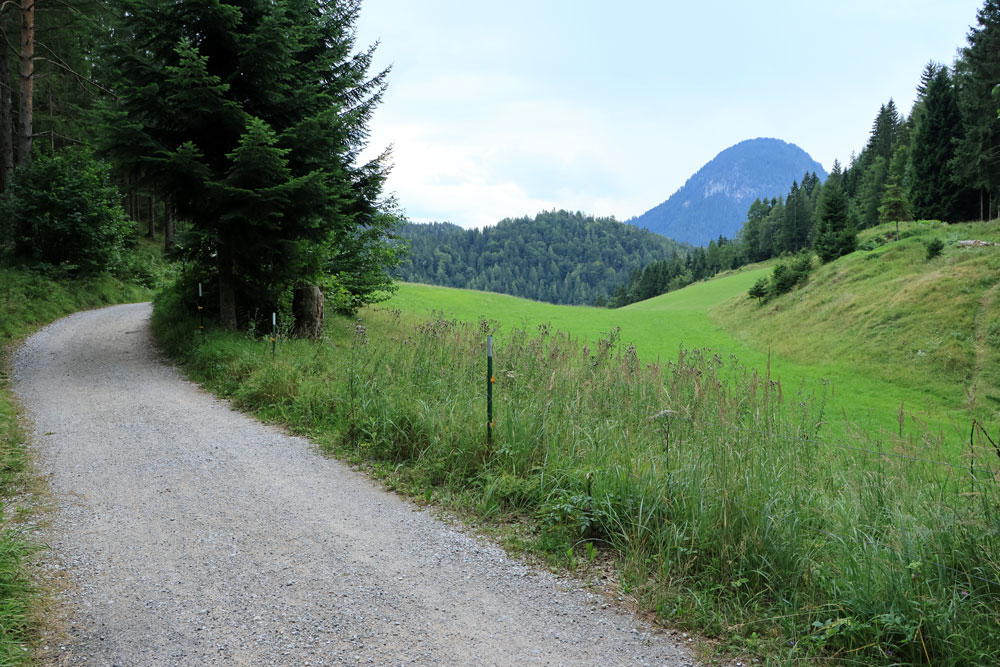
[487,335,494,445]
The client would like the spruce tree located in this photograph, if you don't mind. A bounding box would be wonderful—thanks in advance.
[909,67,971,222]
[916,62,944,101]
[952,0,1000,219]
[780,181,812,253]
[858,156,888,228]
[108,0,401,326]
[879,145,912,224]
[813,162,855,263]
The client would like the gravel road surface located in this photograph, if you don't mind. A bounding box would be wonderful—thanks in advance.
[12,303,697,666]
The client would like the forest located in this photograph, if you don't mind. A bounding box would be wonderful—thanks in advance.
[396,211,685,305]
[0,0,403,325]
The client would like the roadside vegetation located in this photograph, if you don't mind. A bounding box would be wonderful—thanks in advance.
[154,256,1000,664]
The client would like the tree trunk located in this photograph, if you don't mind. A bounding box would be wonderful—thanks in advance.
[164,197,175,252]
[217,241,237,330]
[147,193,156,238]
[0,26,13,192]
[123,172,133,219]
[16,0,33,166]
[293,286,324,339]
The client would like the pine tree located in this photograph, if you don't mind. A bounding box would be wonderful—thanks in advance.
[858,155,888,228]
[879,145,911,224]
[909,67,972,222]
[108,0,401,326]
[780,181,811,253]
[869,100,902,162]
[916,62,944,101]
[740,198,771,262]
[0,0,111,188]
[814,162,855,263]
[952,0,1000,219]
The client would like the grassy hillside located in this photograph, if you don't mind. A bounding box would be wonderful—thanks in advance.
[386,222,993,450]
[715,220,1000,429]
[0,266,152,665]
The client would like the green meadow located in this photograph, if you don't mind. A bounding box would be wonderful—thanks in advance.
[387,219,998,453]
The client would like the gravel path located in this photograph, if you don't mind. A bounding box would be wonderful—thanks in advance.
[12,303,697,666]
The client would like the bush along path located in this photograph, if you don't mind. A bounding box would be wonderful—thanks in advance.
[12,303,695,666]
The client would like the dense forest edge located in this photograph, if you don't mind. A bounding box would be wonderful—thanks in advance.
[395,211,687,305]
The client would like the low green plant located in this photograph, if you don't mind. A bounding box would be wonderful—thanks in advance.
[746,252,814,303]
[925,237,945,260]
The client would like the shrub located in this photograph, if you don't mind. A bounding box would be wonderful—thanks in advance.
[770,262,796,295]
[0,148,136,275]
[925,237,945,260]
[749,253,815,303]
[748,277,768,303]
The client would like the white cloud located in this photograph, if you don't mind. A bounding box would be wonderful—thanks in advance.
[356,0,984,228]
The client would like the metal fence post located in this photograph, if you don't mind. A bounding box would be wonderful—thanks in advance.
[487,335,494,445]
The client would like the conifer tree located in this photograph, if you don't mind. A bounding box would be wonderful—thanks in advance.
[869,100,902,162]
[916,62,945,101]
[779,181,811,253]
[108,0,401,326]
[952,0,1000,219]
[858,156,888,228]
[813,162,855,263]
[879,145,911,224]
[909,67,972,222]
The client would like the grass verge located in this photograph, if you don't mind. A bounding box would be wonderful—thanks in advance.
[154,283,1000,666]
[0,264,151,665]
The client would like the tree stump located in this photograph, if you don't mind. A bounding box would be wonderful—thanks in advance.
[293,286,324,339]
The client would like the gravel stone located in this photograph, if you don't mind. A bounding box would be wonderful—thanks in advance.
[13,303,698,666]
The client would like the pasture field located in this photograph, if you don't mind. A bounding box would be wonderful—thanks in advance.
[716,220,1000,438]
[386,243,983,454]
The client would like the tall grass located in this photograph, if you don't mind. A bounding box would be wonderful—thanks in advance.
[155,287,1000,665]
[0,263,153,665]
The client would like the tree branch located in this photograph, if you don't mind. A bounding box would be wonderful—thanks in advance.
[35,40,117,97]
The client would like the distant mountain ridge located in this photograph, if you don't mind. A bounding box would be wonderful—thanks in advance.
[629,138,827,246]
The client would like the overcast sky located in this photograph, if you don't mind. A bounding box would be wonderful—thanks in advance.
[354,1,985,228]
